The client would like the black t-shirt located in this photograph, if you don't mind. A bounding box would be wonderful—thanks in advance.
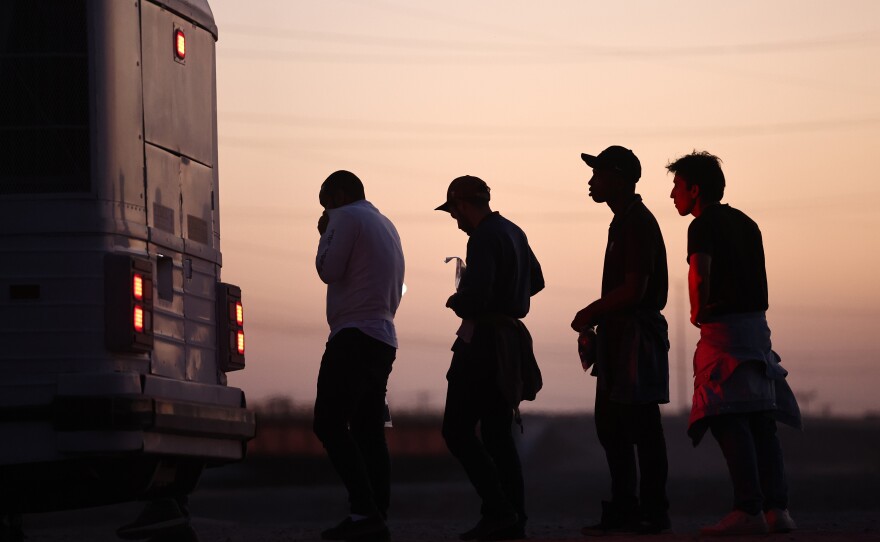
[602,195,668,310]
[687,203,768,317]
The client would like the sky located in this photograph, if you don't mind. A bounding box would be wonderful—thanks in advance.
[207,0,880,417]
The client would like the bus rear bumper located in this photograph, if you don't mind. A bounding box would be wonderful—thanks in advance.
[0,372,256,463]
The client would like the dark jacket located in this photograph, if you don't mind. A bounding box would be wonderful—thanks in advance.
[447,212,544,407]
[453,314,542,408]
[447,212,544,320]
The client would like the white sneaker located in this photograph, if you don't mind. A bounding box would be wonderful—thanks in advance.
[700,510,769,537]
[765,508,797,533]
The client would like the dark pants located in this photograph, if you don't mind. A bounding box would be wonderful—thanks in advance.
[442,345,525,523]
[709,412,788,515]
[313,328,395,518]
[594,388,669,520]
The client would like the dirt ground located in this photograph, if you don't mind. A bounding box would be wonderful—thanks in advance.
[15,414,880,541]
[18,483,880,542]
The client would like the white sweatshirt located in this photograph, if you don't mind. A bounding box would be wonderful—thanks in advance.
[316,200,405,348]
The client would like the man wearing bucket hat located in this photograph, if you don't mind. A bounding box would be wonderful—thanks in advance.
[572,146,672,536]
[437,175,544,541]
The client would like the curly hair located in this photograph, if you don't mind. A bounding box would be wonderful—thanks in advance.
[666,151,725,203]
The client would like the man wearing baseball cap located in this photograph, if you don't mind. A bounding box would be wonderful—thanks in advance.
[437,175,544,541]
[572,146,672,535]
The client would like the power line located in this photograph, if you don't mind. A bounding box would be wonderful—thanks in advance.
[217,115,880,149]
[335,0,581,47]
[220,23,880,63]
[220,110,880,134]
[223,12,880,58]
[223,24,540,53]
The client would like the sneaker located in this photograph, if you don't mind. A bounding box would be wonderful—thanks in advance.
[117,499,189,540]
[581,501,639,536]
[321,516,390,542]
[699,510,769,537]
[637,514,672,535]
[765,509,796,533]
[458,511,519,541]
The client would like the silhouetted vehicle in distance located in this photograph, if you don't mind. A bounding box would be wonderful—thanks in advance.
[0,0,254,514]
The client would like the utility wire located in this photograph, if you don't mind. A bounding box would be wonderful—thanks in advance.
[220,111,880,136]
[217,116,880,152]
[220,23,880,61]
[335,0,582,46]
[223,24,541,53]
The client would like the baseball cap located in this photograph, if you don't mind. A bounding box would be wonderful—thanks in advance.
[435,175,491,212]
[581,145,641,183]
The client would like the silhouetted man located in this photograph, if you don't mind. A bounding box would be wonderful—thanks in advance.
[668,151,801,537]
[313,170,405,542]
[437,175,544,541]
[571,146,671,536]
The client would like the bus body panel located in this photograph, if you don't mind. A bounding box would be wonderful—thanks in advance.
[0,0,253,512]
[91,0,149,226]
[141,1,215,168]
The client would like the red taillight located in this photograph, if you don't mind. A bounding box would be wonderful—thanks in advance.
[217,282,245,371]
[133,274,144,300]
[106,254,153,352]
[175,29,186,60]
[236,330,245,354]
[235,301,244,325]
[133,305,145,332]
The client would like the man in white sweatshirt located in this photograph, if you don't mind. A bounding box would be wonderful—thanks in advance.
[313,170,405,542]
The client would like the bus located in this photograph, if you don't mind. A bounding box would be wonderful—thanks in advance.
[0,0,255,518]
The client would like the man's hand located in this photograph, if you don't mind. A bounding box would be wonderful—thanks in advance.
[571,307,594,332]
[317,211,329,235]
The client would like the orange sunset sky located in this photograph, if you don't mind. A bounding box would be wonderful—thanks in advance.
[208,1,880,416]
